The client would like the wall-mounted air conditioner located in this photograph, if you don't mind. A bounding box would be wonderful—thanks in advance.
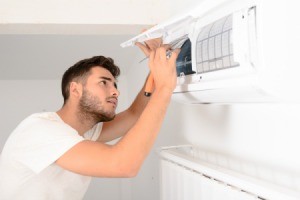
[121,0,300,103]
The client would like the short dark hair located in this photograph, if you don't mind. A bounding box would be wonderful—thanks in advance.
[61,55,120,104]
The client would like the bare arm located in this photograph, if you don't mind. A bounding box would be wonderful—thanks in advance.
[98,38,162,143]
[56,46,180,178]
[98,78,150,143]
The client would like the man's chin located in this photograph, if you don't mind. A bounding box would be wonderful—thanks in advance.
[99,114,116,122]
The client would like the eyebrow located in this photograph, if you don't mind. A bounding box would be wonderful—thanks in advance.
[99,76,113,81]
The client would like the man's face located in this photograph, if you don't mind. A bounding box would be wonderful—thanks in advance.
[78,67,119,122]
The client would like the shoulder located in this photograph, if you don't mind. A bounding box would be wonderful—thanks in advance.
[18,112,63,126]
[12,112,78,139]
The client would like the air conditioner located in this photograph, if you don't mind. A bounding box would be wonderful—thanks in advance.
[121,0,300,104]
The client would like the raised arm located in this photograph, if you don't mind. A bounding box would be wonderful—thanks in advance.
[98,38,162,143]
[98,77,151,143]
[56,46,180,178]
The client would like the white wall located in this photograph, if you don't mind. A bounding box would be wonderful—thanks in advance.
[126,55,300,200]
[0,0,171,35]
[0,0,170,25]
[0,80,62,148]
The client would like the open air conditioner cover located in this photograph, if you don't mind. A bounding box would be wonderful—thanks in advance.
[121,0,300,104]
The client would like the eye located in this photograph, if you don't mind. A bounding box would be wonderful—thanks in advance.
[99,80,107,85]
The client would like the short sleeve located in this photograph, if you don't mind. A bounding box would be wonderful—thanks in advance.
[10,114,85,174]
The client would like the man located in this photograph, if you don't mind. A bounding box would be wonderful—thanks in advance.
[0,39,180,199]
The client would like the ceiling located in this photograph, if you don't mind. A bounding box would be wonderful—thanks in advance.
[0,34,140,80]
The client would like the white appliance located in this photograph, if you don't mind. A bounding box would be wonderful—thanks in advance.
[121,0,300,104]
[158,145,300,200]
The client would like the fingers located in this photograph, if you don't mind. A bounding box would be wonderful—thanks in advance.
[163,44,172,50]
[149,49,156,64]
[169,48,181,62]
[135,37,163,57]
[148,46,178,92]
[148,45,179,65]
[144,37,162,50]
[135,42,150,56]
[156,45,176,61]
[147,46,163,62]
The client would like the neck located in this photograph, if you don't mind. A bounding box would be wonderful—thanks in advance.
[56,103,96,136]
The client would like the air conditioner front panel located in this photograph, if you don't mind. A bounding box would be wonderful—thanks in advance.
[121,0,300,103]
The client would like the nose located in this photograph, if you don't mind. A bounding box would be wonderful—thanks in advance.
[112,87,120,97]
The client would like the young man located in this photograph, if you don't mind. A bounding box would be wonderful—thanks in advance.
[0,40,180,199]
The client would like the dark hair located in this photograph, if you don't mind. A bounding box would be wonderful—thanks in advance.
[61,55,120,104]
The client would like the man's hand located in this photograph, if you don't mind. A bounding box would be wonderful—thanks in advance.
[135,37,162,57]
[135,37,163,96]
[149,46,180,93]
[135,37,180,94]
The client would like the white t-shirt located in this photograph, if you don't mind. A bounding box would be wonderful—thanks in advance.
[0,112,103,200]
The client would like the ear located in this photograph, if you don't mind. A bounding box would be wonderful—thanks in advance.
[69,82,83,99]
